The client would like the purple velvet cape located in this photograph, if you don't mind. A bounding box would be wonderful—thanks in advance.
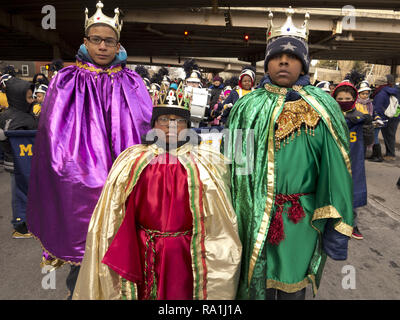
[27,60,152,264]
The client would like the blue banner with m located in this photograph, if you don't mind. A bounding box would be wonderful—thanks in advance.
[5,130,37,195]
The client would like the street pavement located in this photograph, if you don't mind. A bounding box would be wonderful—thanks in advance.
[312,157,400,300]
[0,141,399,300]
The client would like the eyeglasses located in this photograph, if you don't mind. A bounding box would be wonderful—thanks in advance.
[85,36,118,47]
[157,117,187,127]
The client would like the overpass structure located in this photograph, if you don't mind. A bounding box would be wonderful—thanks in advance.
[1,1,400,74]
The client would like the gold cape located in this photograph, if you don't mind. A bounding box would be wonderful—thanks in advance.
[72,142,242,300]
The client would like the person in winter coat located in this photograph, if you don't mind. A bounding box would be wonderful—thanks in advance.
[209,76,238,126]
[332,81,374,240]
[370,75,400,161]
[355,81,375,156]
[0,73,12,169]
[208,75,224,108]
[0,77,38,238]
[0,74,11,110]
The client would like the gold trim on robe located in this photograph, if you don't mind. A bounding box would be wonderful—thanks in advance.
[275,99,321,150]
[248,94,285,286]
[313,205,353,237]
[267,274,317,295]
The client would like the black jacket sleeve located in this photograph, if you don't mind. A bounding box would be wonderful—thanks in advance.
[322,219,350,260]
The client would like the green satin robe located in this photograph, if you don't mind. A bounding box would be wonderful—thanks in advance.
[225,83,353,299]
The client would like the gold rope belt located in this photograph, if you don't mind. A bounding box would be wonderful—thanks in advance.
[138,224,192,300]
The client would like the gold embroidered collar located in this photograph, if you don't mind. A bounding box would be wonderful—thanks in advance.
[76,61,123,75]
[275,99,321,150]
[264,83,303,95]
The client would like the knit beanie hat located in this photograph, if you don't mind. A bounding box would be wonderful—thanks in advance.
[264,36,309,74]
[213,75,223,83]
[386,74,395,85]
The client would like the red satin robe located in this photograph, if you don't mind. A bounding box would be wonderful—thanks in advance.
[103,153,194,299]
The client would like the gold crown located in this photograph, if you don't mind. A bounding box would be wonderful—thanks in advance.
[85,1,123,39]
[149,82,161,106]
[267,7,310,42]
[153,82,192,111]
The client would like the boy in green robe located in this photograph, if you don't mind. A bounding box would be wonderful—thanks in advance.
[225,8,353,300]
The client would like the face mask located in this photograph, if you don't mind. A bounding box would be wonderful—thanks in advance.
[338,100,355,112]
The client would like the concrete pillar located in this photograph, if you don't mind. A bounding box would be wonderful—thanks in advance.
[390,62,398,82]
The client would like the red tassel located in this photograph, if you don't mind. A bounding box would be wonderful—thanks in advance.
[288,200,305,224]
[267,193,308,245]
[267,209,285,245]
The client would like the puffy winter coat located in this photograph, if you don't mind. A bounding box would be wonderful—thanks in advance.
[0,77,38,172]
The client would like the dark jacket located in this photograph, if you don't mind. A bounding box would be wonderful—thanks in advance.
[0,77,38,172]
[208,83,224,110]
[220,90,240,124]
[372,85,399,122]
[345,109,373,208]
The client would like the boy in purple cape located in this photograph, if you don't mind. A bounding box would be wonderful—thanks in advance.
[26,1,153,298]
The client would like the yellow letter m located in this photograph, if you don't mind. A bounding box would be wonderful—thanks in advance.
[19,144,33,156]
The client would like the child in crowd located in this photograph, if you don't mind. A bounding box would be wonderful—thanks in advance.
[219,66,256,125]
[332,81,374,240]
[355,81,375,156]
[32,84,48,118]
[0,77,38,238]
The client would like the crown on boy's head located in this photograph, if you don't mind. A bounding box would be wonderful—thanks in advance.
[85,1,123,39]
[267,7,310,43]
[155,81,192,111]
[264,7,311,74]
[150,82,192,127]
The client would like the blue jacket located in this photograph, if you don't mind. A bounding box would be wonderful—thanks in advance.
[208,84,225,113]
[345,109,372,208]
[220,90,240,124]
[372,85,399,122]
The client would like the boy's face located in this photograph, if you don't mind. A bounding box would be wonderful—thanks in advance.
[213,80,221,87]
[36,92,45,104]
[153,114,188,144]
[35,75,44,83]
[359,91,370,100]
[186,81,200,88]
[241,75,252,90]
[84,25,120,67]
[335,91,354,102]
[267,53,303,88]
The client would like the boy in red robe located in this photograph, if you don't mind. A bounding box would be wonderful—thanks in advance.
[73,82,241,300]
